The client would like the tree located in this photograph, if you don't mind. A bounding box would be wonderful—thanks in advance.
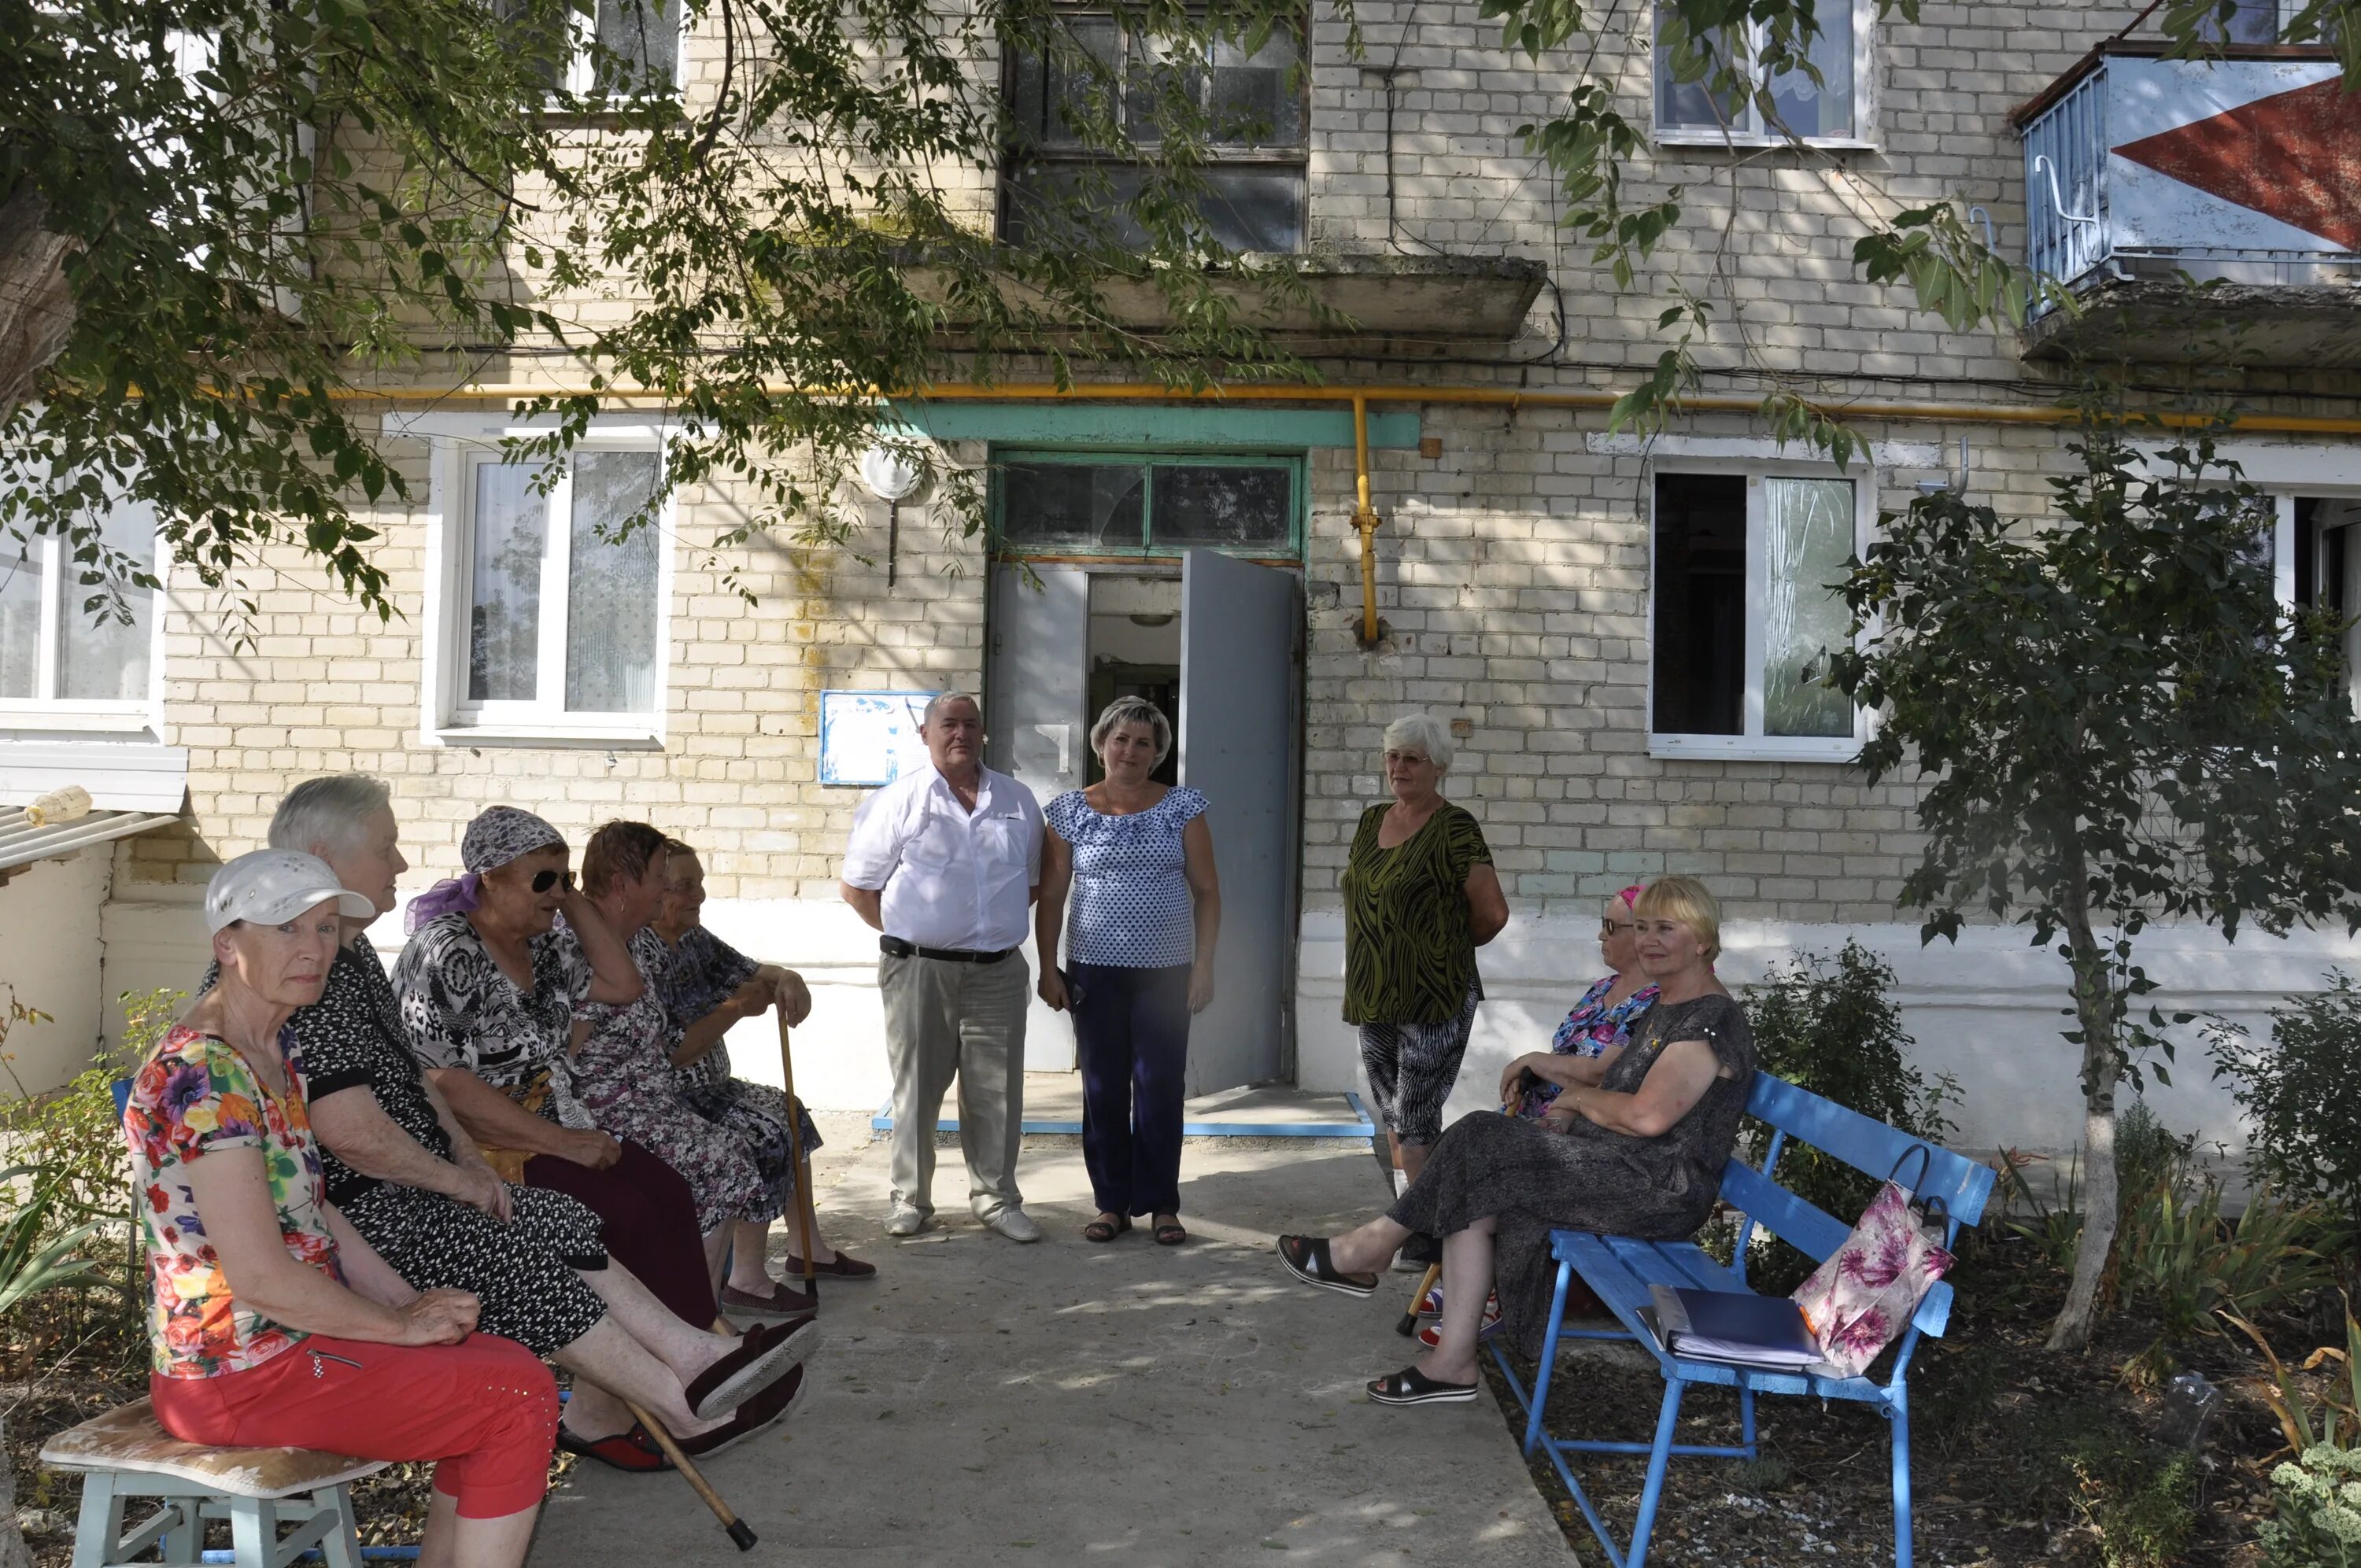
[1828,389,2361,1350]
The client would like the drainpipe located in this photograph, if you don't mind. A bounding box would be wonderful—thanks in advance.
[1350,393,1383,649]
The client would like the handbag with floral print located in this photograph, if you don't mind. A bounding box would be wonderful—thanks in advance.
[1789,1145,1956,1378]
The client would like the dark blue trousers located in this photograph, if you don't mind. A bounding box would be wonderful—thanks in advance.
[1070,961,1192,1218]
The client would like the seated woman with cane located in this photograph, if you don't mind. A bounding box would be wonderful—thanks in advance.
[652,839,874,1285]
[128,850,556,1567]
[1274,876,1754,1406]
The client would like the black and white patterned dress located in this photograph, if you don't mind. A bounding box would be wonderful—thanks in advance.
[392,912,598,1129]
[214,938,610,1357]
[1387,991,1757,1356]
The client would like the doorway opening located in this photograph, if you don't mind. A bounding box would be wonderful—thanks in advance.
[1084,575,1180,787]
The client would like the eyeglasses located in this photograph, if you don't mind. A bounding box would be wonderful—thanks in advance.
[1598,921,1636,937]
[530,869,572,894]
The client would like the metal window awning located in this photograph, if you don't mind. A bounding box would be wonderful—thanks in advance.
[0,742,188,814]
[0,805,179,874]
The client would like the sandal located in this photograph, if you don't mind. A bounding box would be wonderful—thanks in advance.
[1084,1213,1132,1244]
[1366,1366,1480,1406]
[1276,1234,1380,1298]
[1152,1216,1186,1247]
[557,1422,673,1473]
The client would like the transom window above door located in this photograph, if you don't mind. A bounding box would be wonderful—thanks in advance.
[992,452,1302,556]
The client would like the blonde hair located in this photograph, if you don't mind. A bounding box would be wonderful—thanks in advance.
[1632,875,1720,962]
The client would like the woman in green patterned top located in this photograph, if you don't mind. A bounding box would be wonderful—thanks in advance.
[1343,714,1510,1220]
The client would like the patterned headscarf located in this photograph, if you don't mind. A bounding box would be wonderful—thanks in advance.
[405,807,567,933]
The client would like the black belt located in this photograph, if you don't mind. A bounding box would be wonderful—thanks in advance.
[881,935,1014,964]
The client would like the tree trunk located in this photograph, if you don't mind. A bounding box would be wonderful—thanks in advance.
[0,184,78,422]
[2047,903,2122,1352]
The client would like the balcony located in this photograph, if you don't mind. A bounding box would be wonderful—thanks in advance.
[2011,42,2361,367]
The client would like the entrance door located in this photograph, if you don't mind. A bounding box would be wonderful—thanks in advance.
[986,563,1088,1072]
[1177,549,1300,1095]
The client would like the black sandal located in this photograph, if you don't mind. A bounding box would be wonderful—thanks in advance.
[1153,1216,1187,1246]
[1366,1366,1479,1406]
[1084,1213,1132,1244]
[1276,1234,1380,1297]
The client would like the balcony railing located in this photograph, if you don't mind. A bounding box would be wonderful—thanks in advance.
[2013,43,2361,315]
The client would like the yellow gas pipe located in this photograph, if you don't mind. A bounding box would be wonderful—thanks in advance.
[1350,393,1382,648]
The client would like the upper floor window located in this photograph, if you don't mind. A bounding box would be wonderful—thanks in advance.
[993,452,1302,556]
[1650,468,1864,760]
[411,422,671,743]
[1653,0,1870,145]
[0,501,160,726]
[505,0,680,98]
[1001,14,1308,253]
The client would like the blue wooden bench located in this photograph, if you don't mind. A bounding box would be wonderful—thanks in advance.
[1490,1072,1996,1568]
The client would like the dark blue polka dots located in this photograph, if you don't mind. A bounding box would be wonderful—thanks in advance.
[1047,787,1208,967]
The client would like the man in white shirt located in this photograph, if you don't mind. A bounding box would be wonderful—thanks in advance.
[840,691,1047,1241]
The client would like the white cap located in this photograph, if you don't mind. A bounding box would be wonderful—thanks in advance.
[205,850,376,934]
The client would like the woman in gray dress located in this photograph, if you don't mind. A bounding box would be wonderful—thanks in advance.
[1276,876,1754,1407]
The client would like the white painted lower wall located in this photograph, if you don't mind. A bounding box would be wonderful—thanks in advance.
[0,852,109,1092]
[83,888,2361,1168]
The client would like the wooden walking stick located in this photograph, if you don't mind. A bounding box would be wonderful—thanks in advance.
[775,1014,819,1304]
[1396,1260,1443,1338]
[622,1401,758,1551]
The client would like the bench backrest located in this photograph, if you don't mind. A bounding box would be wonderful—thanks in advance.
[1717,1072,1997,1346]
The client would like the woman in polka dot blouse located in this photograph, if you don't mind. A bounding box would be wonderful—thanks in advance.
[1036,697,1222,1247]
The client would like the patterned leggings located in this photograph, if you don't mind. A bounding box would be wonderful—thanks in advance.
[1358,980,1481,1146]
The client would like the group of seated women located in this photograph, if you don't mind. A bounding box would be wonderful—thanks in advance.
[127,778,872,1566]
[1279,875,1754,1406]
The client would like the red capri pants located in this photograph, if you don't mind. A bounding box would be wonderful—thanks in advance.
[151,1333,556,1520]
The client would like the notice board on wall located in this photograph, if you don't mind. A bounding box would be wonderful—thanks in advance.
[818,690,935,786]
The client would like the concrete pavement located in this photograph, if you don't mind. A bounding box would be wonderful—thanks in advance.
[531,1102,1575,1567]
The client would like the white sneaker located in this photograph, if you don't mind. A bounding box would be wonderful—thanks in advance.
[984,1207,1043,1243]
[885,1203,926,1237]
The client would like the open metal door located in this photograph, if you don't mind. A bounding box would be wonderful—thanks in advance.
[986,563,1088,1072]
[1178,549,1300,1095]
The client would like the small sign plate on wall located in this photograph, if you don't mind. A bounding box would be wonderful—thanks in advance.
[818,690,935,786]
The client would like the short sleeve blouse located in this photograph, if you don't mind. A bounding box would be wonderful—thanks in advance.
[390,912,597,1128]
[125,1024,342,1380]
[1045,786,1208,968]
[1515,974,1660,1119]
[651,926,763,1090]
[1340,802,1494,1026]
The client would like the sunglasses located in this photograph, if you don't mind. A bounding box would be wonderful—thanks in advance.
[530,869,573,894]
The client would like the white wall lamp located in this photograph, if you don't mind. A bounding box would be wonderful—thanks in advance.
[856,444,926,587]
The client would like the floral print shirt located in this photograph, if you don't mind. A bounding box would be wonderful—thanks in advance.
[1516,974,1660,1119]
[125,1024,342,1379]
[648,926,761,1091]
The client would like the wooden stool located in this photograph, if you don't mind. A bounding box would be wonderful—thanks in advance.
[40,1399,388,1568]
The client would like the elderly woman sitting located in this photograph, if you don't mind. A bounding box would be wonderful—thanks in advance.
[652,838,873,1286]
[259,777,812,1471]
[1277,876,1753,1406]
[128,850,556,1566]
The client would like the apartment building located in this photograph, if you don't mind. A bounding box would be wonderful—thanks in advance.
[5,0,2359,1159]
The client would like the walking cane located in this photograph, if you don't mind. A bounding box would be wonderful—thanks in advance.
[775,1014,819,1304]
[622,1401,758,1551]
[1396,1260,1443,1338]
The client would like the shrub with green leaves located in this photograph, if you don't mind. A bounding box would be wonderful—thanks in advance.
[2261,1445,2361,1567]
[2067,1434,2199,1568]
[1740,942,1957,1289]
[2211,976,2361,1230]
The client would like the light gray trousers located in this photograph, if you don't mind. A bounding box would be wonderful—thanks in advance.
[880,950,1029,1219]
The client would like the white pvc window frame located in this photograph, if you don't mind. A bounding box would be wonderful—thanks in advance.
[1646,459,1871,763]
[400,413,674,747]
[1651,0,1879,151]
[0,509,167,737]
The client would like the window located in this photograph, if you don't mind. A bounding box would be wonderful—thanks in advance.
[1002,14,1307,253]
[1653,0,1869,144]
[1650,470,1864,759]
[435,444,667,737]
[992,452,1300,555]
[0,500,160,727]
[504,0,679,98]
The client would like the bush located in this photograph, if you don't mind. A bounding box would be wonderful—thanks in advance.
[2260,1445,2361,1567]
[1740,942,1958,1288]
[2210,975,2361,1230]
[2067,1436,2200,1568]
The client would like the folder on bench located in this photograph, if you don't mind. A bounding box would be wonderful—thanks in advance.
[1646,1284,1823,1369]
